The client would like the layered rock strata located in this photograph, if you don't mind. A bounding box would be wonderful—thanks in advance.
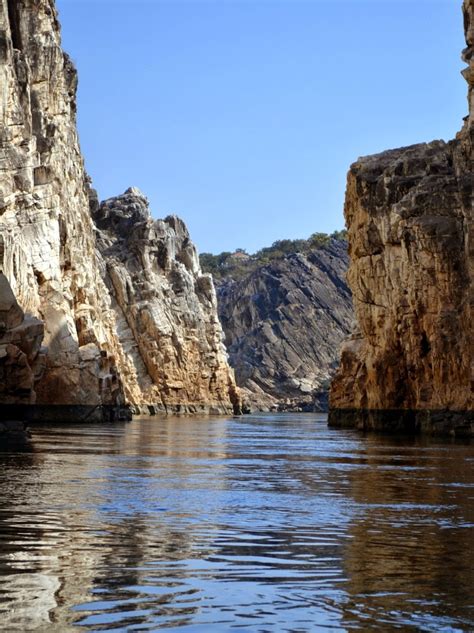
[92,188,240,415]
[0,0,239,419]
[215,241,353,412]
[0,0,129,420]
[329,0,473,435]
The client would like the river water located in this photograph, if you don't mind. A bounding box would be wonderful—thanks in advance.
[0,414,472,632]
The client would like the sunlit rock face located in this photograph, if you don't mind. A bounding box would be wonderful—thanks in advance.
[91,188,240,415]
[329,0,473,435]
[0,0,128,416]
[0,0,239,417]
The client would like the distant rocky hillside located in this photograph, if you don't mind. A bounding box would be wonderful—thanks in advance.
[201,237,353,411]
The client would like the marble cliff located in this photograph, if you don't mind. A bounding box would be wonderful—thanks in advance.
[0,0,239,420]
[92,188,240,415]
[329,0,473,435]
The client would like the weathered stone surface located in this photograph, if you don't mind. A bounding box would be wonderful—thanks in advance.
[329,0,473,436]
[0,0,239,418]
[215,241,353,411]
[0,274,45,405]
[93,188,241,415]
[0,0,128,417]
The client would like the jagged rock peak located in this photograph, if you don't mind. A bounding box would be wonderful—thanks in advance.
[94,193,241,415]
[125,186,148,199]
[94,188,152,233]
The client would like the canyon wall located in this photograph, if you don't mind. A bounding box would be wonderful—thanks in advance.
[92,188,240,415]
[0,0,238,420]
[329,0,473,435]
[215,241,353,411]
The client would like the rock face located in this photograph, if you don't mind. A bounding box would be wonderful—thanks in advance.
[215,241,353,411]
[0,0,238,419]
[329,0,473,435]
[92,188,240,415]
[0,0,128,419]
[0,273,44,405]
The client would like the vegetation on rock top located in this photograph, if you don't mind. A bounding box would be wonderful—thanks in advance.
[200,229,347,280]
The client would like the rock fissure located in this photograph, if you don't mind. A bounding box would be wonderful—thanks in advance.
[6,0,21,52]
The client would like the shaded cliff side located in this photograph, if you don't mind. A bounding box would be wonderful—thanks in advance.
[329,0,473,435]
[0,0,238,420]
[209,240,353,411]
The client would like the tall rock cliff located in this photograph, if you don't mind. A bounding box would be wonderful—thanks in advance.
[0,0,238,420]
[329,0,473,435]
[92,188,240,415]
[212,240,353,411]
[0,0,128,419]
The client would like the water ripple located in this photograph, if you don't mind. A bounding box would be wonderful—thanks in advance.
[0,414,472,631]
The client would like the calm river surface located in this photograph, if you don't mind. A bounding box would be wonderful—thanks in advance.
[0,414,473,632]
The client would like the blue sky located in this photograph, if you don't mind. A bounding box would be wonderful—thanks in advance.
[56,0,466,254]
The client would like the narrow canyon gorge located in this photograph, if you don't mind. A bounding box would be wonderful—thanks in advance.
[0,0,471,434]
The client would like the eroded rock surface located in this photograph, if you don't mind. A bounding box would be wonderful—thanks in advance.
[0,273,44,405]
[0,0,239,418]
[329,0,473,435]
[215,241,353,411]
[0,0,128,418]
[93,188,240,415]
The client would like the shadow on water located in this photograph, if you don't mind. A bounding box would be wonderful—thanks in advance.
[0,414,472,631]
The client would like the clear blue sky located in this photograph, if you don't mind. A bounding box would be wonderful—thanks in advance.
[56,0,466,254]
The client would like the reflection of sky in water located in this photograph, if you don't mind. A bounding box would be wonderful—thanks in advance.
[0,414,472,631]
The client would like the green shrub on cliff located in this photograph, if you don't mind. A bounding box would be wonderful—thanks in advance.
[200,229,347,279]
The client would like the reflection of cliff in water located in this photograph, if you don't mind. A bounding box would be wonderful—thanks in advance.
[0,448,62,629]
[340,436,474,629]
[0,419,229,630]
[0,417,472,631]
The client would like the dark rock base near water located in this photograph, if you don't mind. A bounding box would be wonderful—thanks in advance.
[328,409,474,437]
[0,403,241,424]
[0,420,31,448]
[0,405,132,424]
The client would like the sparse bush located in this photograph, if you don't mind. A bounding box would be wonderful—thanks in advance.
[199,227,347,278]
[330,229,348,241]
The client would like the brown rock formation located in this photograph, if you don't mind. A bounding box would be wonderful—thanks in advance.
[329,0,473,435]
[0,0,239,419]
